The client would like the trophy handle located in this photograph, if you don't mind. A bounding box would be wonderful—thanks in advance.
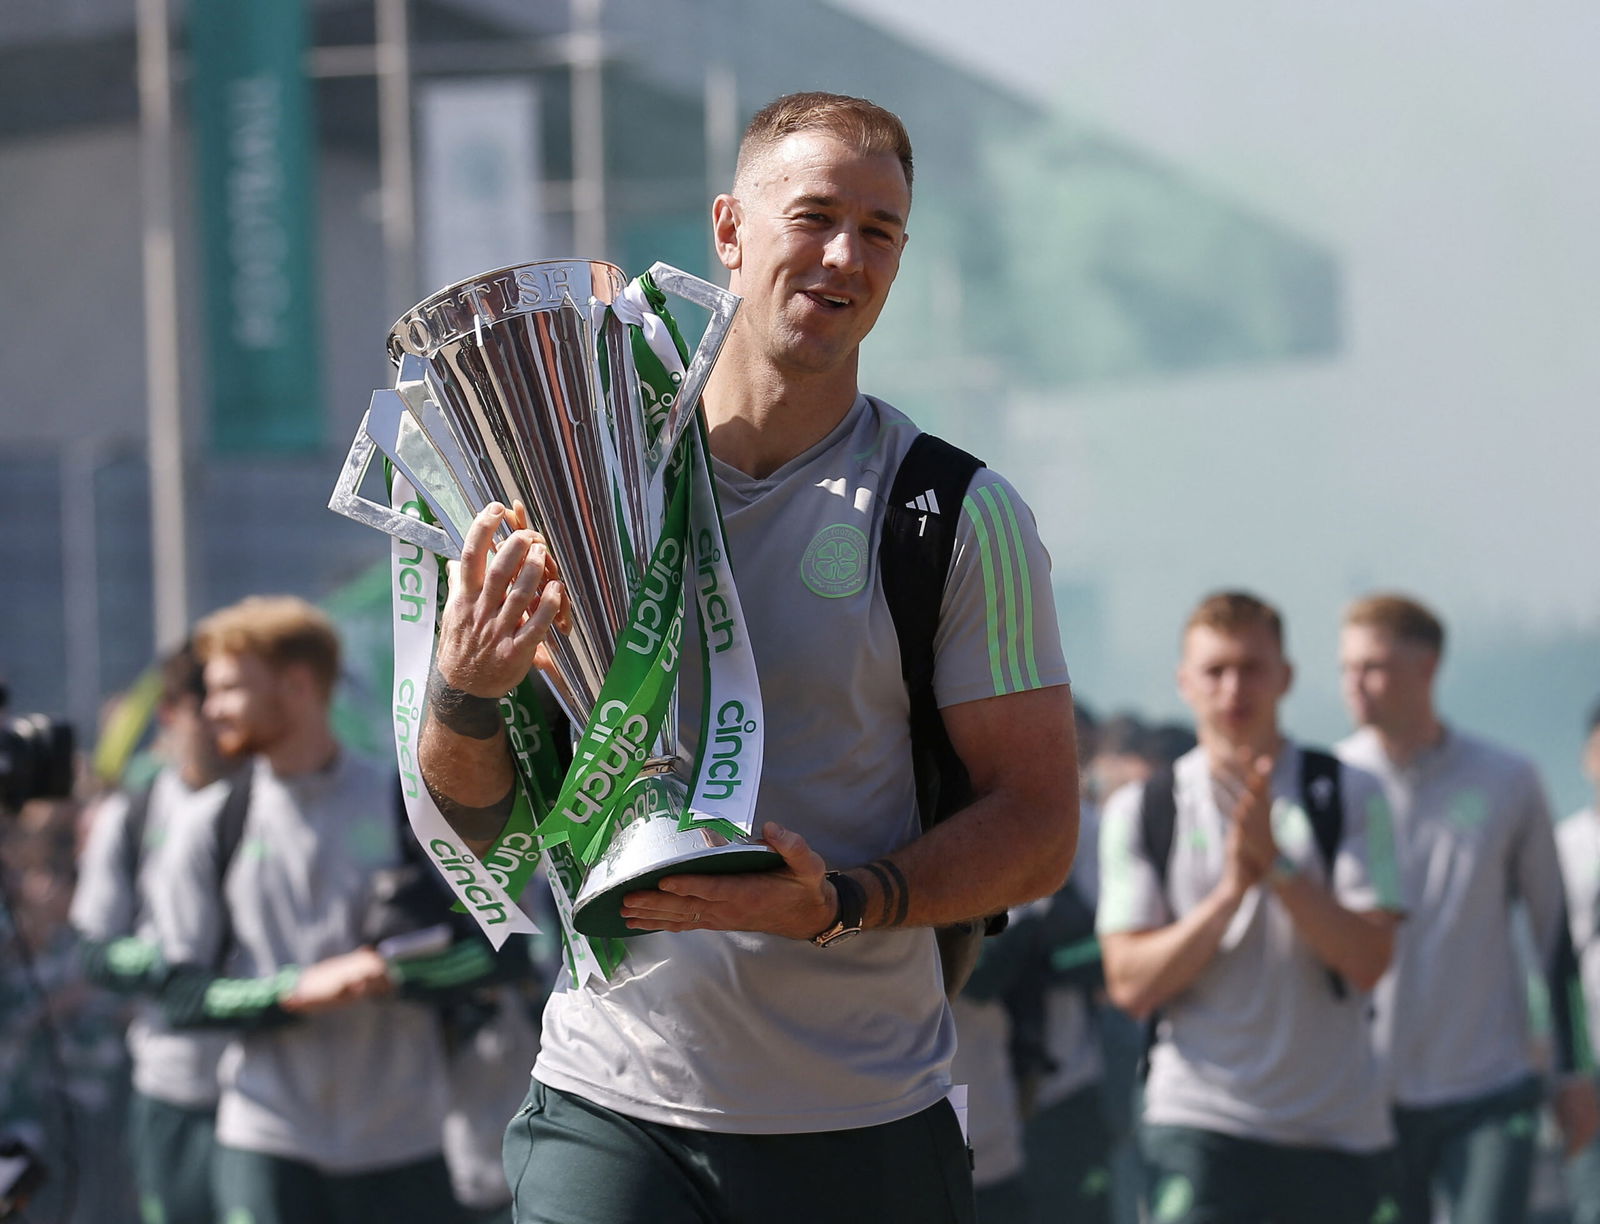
[641,263,741,477]
[328,405,463,560]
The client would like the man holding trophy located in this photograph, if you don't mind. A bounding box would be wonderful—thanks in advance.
[365,92,1076,1222]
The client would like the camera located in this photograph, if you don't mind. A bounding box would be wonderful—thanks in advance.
[0,1135,45,1220]
[0,684,75,811]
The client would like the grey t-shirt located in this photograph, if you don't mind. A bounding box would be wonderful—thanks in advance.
[951,993,1025,1188]
[151,753,451,1173]
[1097,744,1400,1152]
[1556,808,1600,1066]
[70,771,229,1109]
[535,393,1071,1133]
[1339,726,1576,1107]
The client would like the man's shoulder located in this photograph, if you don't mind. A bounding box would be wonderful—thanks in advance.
[1447,726,1536,781]
[1333,727,1379,766]
[1556,808,1599,854]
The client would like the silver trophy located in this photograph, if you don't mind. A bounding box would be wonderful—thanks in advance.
[330,259,778,938]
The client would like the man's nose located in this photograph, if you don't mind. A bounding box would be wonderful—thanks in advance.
[822,229,862,272]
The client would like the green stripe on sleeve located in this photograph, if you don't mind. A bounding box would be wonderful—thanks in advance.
[1570,978,1596,1072]
[976,486,1024,693]
[203,968,300,1020]
[1050,936,1102,973]
[994,486,1041,689]
[963,492,1005,692]
[1365,793,1403,909]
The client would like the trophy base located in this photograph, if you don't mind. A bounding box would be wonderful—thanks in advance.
[571,839,782,939]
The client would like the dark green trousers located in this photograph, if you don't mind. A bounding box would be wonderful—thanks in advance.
[974,1173,1031,1224]
[1140,1124,1391,1224]
[210,1144,461,1224]
[1391,1074,1543,1224]
[128,1091,217,1224]
[1021,1082,1113,1224]
[502,1079,976,1224]
[1566,1134,1600,1224]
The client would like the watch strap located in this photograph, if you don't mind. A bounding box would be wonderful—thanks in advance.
[812,871,866,946]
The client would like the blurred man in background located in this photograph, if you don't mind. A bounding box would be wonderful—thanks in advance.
[1099,591,1401,1224]
[70,640,232,1224]
[1555,702,1600,1224]
[152,595,498,1223]
[1338,593,1598,1224]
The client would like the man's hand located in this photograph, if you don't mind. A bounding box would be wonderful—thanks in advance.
[1220,815,1267,904]
[434,502,568,699]
[280,948,394,1015]
[1554,1074,1600,1157]
[618,822,836,941]
[1215,752,1277,879]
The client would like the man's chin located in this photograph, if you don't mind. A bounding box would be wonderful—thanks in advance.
[215,731,259,760]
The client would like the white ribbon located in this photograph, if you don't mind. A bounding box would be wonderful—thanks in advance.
[388,474,537,950]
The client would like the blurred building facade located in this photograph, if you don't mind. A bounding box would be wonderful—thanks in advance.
[0,0,1338,735]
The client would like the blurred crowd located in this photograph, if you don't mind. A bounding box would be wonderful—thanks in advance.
[2,586,1598,1224]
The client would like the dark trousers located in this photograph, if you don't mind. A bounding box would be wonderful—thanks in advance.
[1021,1081,1113,1224]
[1391,1074,1543,1224]
[1140,1124,1391,1224]
[128,1091,217,1224]
[210,1144,461,1224]
[502,1078,976,1224]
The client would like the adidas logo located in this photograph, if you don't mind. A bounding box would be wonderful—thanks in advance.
[905,489,942,515]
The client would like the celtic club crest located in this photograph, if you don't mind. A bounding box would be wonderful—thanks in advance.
[800,523,869,598]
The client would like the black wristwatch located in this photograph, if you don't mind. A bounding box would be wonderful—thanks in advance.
[811,871,866,948]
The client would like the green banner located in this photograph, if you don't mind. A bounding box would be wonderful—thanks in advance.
[189,0,322,453]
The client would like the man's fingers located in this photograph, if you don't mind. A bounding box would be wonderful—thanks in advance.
[509,580,565,657]
[456,503,507,600]
[761,821,820,874]
[479,528,537,609]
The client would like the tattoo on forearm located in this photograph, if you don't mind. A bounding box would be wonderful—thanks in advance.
[422,775,516,845]
[861,861,895,928]
[425,663,503,740]
[865,858,911,928]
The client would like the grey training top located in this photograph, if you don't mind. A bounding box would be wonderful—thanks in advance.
[1098,743,1401,1152]
[1556,808,1600,1068]
[535,393,1071,1133]
[151,753,451,1173]
[1339,725,1590,1107]
[70,771,229,1109]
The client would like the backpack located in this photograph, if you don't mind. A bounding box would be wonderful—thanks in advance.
[1137,748,1348,1072]
[1138,748,1345,923]
[880,431,1008,997]
[204,768,453,969]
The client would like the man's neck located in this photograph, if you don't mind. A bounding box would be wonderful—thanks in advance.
[700,343,860,479]
[1199,725,1284,769]
[262,723,340,779]
[1369,711,1445,769]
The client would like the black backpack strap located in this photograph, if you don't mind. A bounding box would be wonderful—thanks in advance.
[1298,747,1348,1000]
[881,431,986,833]
[1137,767,1179,1078]
[1139,766,1179,901]
[208,767,255,971]
[1298,748,1344,881]
[117,781,156,890]
[882,433,996,984]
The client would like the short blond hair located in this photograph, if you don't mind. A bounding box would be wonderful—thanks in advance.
[194,595,341,699]
[1343,593,1444,654]
[735,91,914,198]
[1183,590,1285,649]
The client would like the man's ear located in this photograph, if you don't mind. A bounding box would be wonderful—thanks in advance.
[711,194,742,272]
